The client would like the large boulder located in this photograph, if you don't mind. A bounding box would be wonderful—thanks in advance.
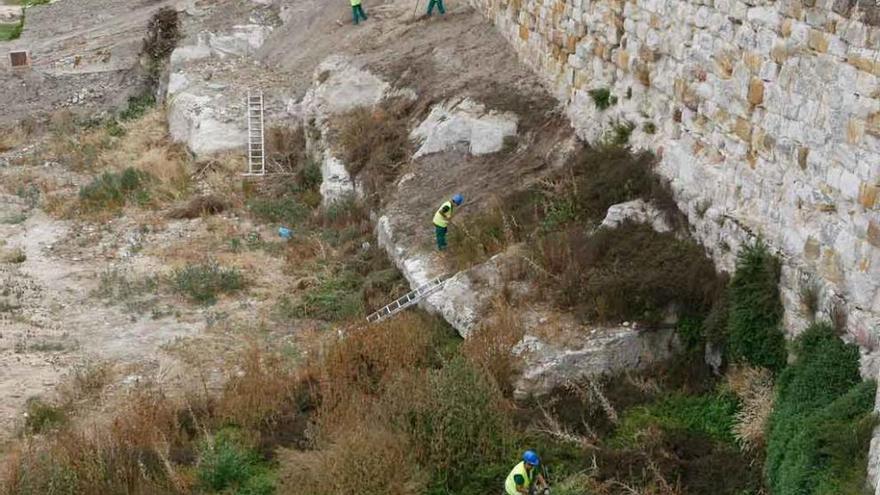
[513,325,680,397]
[165,24,275,156]
[600,199,674,233]
[411,98,518,158]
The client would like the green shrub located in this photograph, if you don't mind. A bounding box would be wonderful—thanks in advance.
[727,241,787,372]
[0,21,23,42]
[613,392,739,447]
[24,399,67,434]
[247,196,311,226]
[536,222,721,323]
[79,168,151,211]
[602,120,635,147]
[197,429,268,492]
[537,147,679,229]
[766,322,873,495]
[292,269,362,321]
[388,356,514,492]
[299,160,322,192]
[588,88,618,111]
[171,261,243,304]
[119,93,156,121]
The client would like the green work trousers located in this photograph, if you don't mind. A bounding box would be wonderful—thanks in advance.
[435,225,448,250]
[352,4,367,24]
[427,0,446,15]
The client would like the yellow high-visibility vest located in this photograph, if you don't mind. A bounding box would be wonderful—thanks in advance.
[350,0,361,7]
[504,461,532,495]
[433,200,453,228]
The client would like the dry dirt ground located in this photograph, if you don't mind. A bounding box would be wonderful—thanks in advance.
[0,0,574,445]
[0,156,310,442]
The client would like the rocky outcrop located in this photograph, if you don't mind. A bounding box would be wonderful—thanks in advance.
[167,88,247,156]
[376,214,497,336]
[514,325,679,398]
[410,98,518,158]
[301,56,413,204]
[600,199,673,233]
[165,24,276,156]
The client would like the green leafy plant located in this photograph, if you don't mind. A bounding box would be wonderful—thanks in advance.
[766,322,875,495]
[727,241,787,372]
[197,429,271,492]
[588,88,618,111]
[24,398,67,434]
[613,392,739,447]
[79,168,151,211]
[171,261,243,304]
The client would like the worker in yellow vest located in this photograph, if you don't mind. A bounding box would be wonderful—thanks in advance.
[433,194,463,251]
[350,0,367,25]
[505,450,548,495]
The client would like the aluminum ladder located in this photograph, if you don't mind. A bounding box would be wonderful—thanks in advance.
[244,90,266,176]
[366,276,446,324]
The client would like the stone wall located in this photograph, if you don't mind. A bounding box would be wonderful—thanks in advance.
[469,0,880,351]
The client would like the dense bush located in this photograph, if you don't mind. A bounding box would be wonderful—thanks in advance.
[387,356,514,493]
[247,196,311,226]
[171,260,244,304]
[727,241,787,372]
[290,269,363,321]
[197,429,269,492]
[334,100,412,204]
[535,222,722,323]
[613,392,739,447]
[79,168,151,211]
[279,425,427,495]
[544,147,679,227]
[766,322,875,495]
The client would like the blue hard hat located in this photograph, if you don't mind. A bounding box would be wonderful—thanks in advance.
[452,194,464,205]
[523,450,540,466]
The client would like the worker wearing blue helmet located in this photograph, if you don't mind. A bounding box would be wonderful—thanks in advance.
[504,450,548,494]
[432,194,463,251]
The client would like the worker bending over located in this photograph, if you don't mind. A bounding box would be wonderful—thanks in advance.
[433,194,463,251]
[350,0,367,25]
[505,450,548,495]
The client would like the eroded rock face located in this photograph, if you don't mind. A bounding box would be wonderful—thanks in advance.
[411,98,518,158]
[600,199,673,233]
[376,214,496,336]
[513,326,680,398]
[167,89,247,156]
[165,24,275,156]
[301,56,413,205]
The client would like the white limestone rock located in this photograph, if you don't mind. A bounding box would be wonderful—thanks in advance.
[301,56,391,125]
[375,215,499,337]
[319,152,361,205]
[167,91,246,156]
[600,199,673,233]
[410,98,518,158]
[513,326,680,398]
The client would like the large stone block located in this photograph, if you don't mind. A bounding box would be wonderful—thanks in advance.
[748,77,765,105]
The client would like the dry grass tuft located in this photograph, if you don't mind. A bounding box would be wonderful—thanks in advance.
[333,99,413,204]
[278,422,427,495]
[726,365,774,451]
[168,194,227,219]
[461,297,525,396]
[216,345,301,430]
[0,125,26,153]
[316,313,434,424]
